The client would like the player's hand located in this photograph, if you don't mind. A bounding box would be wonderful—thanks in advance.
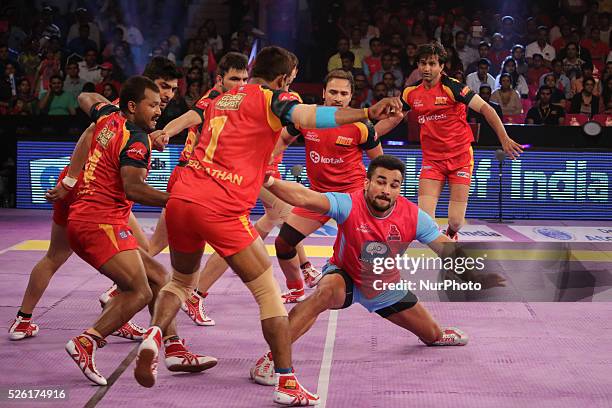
[501,136,523,160]
[150,130,169,152]
[45,182,69,202]
[368,97,403,120]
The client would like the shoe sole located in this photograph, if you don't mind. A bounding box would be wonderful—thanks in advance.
[134,349,156,388]
[167,359,218,373]
[9,330,38,341]
[282,295,305,304]
[194,319,216,327]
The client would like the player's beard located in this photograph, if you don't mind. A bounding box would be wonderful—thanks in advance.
[367,193,393,212]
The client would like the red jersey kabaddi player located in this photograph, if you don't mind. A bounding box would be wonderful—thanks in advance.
[133,46,401,405]
[275,69,404,304]
[9,57,181,342]
[251,155,507,385]
[402,43,522,239]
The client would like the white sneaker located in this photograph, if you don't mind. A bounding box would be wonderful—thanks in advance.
[65,333,107,385]
[134,326,162,387]
[8,316,39,340]
[302,264,322,288]
[426,327,469,346]
[99,284,119,307]
[250,351,275,386]
[274,372,319,406]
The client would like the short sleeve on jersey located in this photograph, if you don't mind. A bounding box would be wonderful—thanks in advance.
[355,120,379,150]
[441,75,476,105]
[401,81,420,111]
[119,129,151,169]
[266,89,302,129]
[191,89,221,123]
[90,103,120,123]
[415,209,441,244]
[324,192,353,225]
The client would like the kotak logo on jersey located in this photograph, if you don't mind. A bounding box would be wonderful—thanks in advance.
[126,142,148,161]
[417,113,447,124]
[309,151,344,165]
[304,131,320,142]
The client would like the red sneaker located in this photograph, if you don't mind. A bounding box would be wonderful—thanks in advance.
[302,264,322,288]
[281,288,305,304]
[274,373,319,406]
[112,321,146,341]
[183,291,215,326]
[99,284,119,307]
[134,326,162,388]
[65,333,107,385]
[425,327,469,346]
[164,337,217,372]
[8,316,39,340]
[250,351,275,385]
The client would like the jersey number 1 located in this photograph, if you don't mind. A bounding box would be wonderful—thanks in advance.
[203,115,228,163]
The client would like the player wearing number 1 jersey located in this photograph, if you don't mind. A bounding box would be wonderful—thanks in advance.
[134,46,402,405]
[402,43,522,240]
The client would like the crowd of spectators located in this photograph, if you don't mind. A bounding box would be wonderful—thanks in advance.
[1,0,612,127]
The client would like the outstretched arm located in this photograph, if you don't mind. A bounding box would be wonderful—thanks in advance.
[264,177,330,214]
[78,92,111,116]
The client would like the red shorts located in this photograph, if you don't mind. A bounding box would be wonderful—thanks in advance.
[420,147,474,185]
[167,164,186,193]
[291,206,331,225]
[166,197,258,257]
[67,220,139,269]
[52,166,79,226]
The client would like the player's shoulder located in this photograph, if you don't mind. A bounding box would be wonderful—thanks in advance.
[402,80,422,99]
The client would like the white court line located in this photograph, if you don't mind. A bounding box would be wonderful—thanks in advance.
[316,310,339,407]
[0,243,19,255]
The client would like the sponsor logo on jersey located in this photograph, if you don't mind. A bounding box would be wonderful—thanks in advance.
[304,131,320,142]
[413,99,424,108]
[335,136,353,146]
[434,96,448,105]
[417,113,447,124]
[215,93,246,110]
[126,142,148,161]
[456,171,470,178]
[309,151,344,164]
[387,225,401,241]
[279,92,300,102]
[96,126,115,148]
[357,223,372,233]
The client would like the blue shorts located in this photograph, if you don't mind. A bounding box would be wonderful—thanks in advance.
[322,262,417,317]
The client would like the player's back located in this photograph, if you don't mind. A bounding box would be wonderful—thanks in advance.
[69,104,152,224]
[172,83,299,217]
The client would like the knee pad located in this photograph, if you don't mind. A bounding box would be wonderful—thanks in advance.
[275,223,305,260]
[160,270,198,303]
[245,267,288,320]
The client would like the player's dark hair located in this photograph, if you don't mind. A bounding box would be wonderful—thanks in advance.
[324,69,355,93]
[251,46,293,82]
[119,75,160,111]
[367,155,405,180]
[142,56,182,81]
[287,50,299,70]
[217,51,248,77]
[416,42,447,65]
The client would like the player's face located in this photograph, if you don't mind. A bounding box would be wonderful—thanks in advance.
[134,88,162,131]
[364,167,403,213]
[220,68,249,92]
[323,78,352,107]
[418,55,443,83]
[153,78,178,111]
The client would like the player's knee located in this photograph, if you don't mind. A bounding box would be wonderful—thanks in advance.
[274,235,297,260]
[160,270,197,303]
[136,284,154,306]
[312,284,336,310]
[245,267,288,320]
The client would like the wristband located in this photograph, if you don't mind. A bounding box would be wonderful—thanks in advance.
[363,107,370,120]
[264,177,275,188]
[61,176,77,190]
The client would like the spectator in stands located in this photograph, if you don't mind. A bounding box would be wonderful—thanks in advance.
[186,67,204,85]
[0,43,18,76]
[38,74,77,115]
[359,16,380,44]
[434,12,462,42]
[203,19,223,54]
[68,24,98,56]
[183,39,208,70]
[112,43,136,78]
[328,37,356,71]
[101,83,119,101]
[17,38,41,79]
[156,39,177,63]
[491,73,523,115]
[382,71,401,96]
[570,61,600,97]
[455,31,479,71]
[0,62,17,113]
[495,56,528,97]
[67,8,101,49]
[352,71,373,107]
[570,77,602,116]
[488,33,509,76]
[389,33,404,55]
[400,42,418,79]
[526,86,565,124]
[363,37,383,82]
[372,52,403,89]
[563,42,586,80]
[602,75,612,108]
[526,26,556,65]
[523,17,540,45]
[372,82,388,104]
[466,58,496,92]
[117,13,144,49]
[40,6,62,44]
[512,45,529,77]
[443,46,464,76]
[34,49,61,94]
[190,56,205,71]
[580,26,609,72]
[78,48,101,84]
[349,26,368,66]
[527,54,550,85]
[501,16,521,49]
[467,84,503,131]
[410,21,430,45]
[184,80,203,108]
[102,27,124,59]
[340,51,360,77]
[12,78,38,115]
[95,62,122,96]
[542,73,568,106]
[466,41,491,75]
[63,61,87,99]
[598,13,611,45]
[541,59,572,98]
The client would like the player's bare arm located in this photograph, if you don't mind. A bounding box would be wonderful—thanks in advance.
[78,93,112,117]
[151,110,202,148]
[265,177,330,214]
[468,94,523,160]
[121,166,169,207]
[269,127,298,164]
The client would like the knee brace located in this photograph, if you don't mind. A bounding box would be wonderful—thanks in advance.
[275,224,305,260]
[245,267,288,320]
[160,270,198,303]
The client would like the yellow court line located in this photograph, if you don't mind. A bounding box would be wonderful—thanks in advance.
[8,240,612,262]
